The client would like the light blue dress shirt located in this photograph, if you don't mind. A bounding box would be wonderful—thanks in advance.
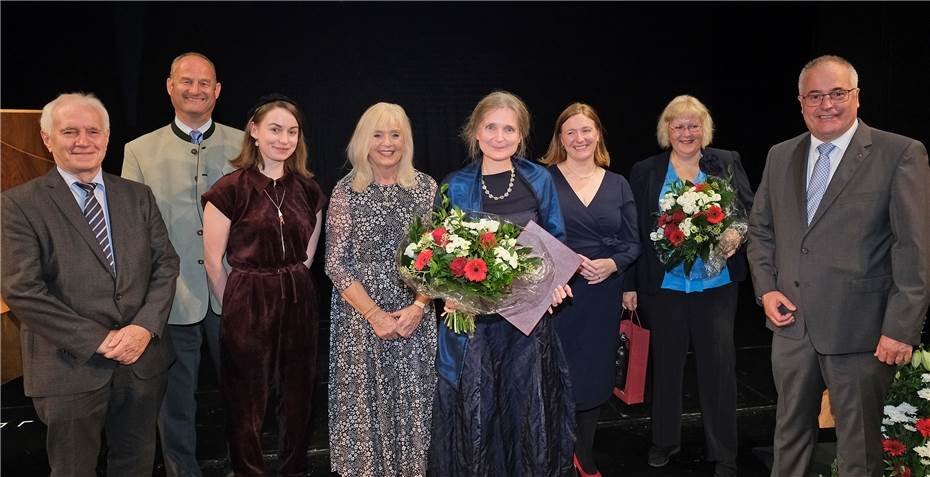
[658,161,730,293]
[57,167,116,269]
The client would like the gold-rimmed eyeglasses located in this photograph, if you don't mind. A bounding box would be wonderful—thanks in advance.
[799,88,858,107]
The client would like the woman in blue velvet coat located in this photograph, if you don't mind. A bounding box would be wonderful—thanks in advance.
[428,91,575,477]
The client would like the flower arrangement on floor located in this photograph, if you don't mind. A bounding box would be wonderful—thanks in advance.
[879,346,930,477]
[398,184,550,335]
[649,175,747,278]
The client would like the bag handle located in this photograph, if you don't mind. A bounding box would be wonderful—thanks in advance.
[620,307,642,326]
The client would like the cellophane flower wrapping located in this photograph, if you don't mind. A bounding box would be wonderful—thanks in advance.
[649,174,748,279]
[397,184,553,335]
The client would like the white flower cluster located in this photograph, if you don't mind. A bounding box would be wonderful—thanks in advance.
[883,402,918,426]
[915,442,930,465]
[493,245,519,269]
[918,387,930,401]
[679,218,698,237]
[460,218,500,233]
[659,194,676,212]
[922,373,930,383]
[649,228,664,242]
[667,188,722,215]
[445,234,471,255]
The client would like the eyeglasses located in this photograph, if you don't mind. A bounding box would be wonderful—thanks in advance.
[669,123,702,135]
[799,88,858,107]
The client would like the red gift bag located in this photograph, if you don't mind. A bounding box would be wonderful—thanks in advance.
[613,309,650,405]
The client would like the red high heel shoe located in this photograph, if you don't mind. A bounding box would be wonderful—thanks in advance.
[573,453,602,477]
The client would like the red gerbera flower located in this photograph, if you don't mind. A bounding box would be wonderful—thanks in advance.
[667,228,686,247]
[693,183,706,192]
[916,417,930,437]
[670,210,685,223]
[449,256,468,277]
[894,464,912,477]
[705,205,725,224]
[882,438,907,457]
[479,232,497,249]
[658,213,670,226]
[414,249,433,271]
[464,258,488,282]
[431,227,449,246]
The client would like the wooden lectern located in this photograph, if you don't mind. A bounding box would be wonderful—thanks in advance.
[1,109,54,384]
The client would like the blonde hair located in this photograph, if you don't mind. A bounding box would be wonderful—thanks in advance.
[461,91,531,160]
[540,102,611,167]
[656,95,714,149]
[230,100,313,178]
[40,92,110,134]
[345,102,416,192]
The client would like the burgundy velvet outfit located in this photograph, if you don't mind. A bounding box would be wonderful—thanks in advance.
[202,167,326,476]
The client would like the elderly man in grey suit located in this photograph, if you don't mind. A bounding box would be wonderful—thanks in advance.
[749,55,930,476]
[1,93,179,476]
[122,52,243,476]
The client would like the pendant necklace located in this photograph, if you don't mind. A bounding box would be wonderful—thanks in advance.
[481,167,516,201]
[263,181,287,257]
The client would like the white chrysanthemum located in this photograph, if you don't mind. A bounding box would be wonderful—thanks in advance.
[914,443,930,459]
[404,242,419,258]
[922,458,930,466]
[494,246,519,269]
[918,388,930,401]
[922,373,930,383]
[904,424,917,432]
[444,234,471,254]
[679,218,693,237]
[660,195,676,212]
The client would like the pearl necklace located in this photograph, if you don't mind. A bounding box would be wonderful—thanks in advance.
[481,168,516,201]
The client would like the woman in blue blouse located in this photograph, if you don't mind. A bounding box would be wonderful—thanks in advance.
[429,91,575,477]
[622,95,753,477]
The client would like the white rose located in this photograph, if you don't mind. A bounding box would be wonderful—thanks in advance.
[649,229,664,241]
[404,242,419,258]
[679,218,693,237]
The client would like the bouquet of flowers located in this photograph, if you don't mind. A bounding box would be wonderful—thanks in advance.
[879,346,930,477]
[398,185,551,335]
[649,175,747,278]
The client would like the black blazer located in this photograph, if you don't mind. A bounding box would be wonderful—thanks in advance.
[623,147,754,294]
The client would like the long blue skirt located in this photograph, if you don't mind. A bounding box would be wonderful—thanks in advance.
[428,314,575,476]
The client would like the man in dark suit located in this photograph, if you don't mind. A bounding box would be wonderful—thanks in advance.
[748,55,930,476]
[1,93,179,477]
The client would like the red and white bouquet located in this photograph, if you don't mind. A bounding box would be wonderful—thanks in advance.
[878,346,930,477]
[649,175,747,278]
[398,185,551,335]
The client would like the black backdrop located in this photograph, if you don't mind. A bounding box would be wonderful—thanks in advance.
[3,2,929,336]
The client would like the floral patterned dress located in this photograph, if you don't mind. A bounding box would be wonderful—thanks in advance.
[325,171,438,477]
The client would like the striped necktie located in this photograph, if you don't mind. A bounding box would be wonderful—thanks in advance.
[75,182,115,272]
[190,129,203,145]
[806,142,836,224]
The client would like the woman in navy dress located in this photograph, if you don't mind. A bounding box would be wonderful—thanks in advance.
[542,103,640,477]
[429,91,575,477]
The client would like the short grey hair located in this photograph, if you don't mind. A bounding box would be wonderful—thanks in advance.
[798,55,859,93]
[39,93,110,134]
[169,52,217,78]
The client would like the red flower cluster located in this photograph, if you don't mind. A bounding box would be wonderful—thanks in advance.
[693,183,707,192]
[894,464,913,477]
[479,232,497,249]
[414,249,433,271]
[705,205,725,224]
[664,225,685,246]
[432,227,449,247]
[464,258,487,282]
[916,417,930,437]
[449,256,468,277]
[883,438,907,457]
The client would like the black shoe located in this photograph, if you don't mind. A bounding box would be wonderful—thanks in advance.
[714,460,737,477]
[647,445,680,467]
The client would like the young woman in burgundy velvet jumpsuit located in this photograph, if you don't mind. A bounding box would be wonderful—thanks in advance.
[202,95,326,476]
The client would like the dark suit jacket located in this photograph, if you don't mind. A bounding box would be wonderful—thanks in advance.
[623,147,755,294]
[748,121,930,353]
[1,169,179,397]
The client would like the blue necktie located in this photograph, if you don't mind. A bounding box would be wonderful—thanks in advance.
[807,142,836,224]
[190,129,203,145]
[75,182,115,272]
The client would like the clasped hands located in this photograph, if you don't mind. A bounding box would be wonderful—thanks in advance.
[577,254,617,285]
[96,324,151,365]
[762,290,913,366]
[367,304,424,340]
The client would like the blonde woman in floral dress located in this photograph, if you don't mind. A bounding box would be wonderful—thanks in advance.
[324,102,437,476]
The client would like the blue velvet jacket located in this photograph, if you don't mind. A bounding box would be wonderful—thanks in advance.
[437,156,566,387]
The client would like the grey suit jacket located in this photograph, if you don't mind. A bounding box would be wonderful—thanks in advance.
[122,121,242,323]
[748,120,930,354]
[1,170,180,396]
